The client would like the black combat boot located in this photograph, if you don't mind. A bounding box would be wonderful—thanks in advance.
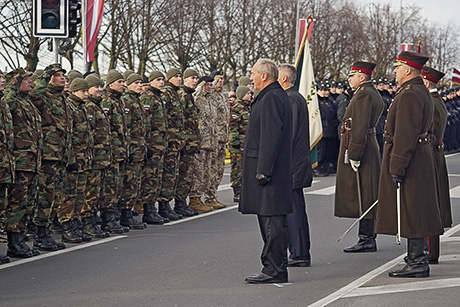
[158,201,182,221]
[6,232,34,258]
[120,209,146,229]
[0,255,10,264]
[34,226,61,251]
[428,235,440,264]
[82,216,107,238]
[173,199,195,217]
[71,220,92,242]
[72,218,84,230]
[142,203,164,225]
[389,238,430,278]
[61,221,82,243]
[49,215,64,234]
[94,213,103,225]
[233,187,241,203]
[343,219,377,253]
[25,219,36,239]
[101,211,125,234]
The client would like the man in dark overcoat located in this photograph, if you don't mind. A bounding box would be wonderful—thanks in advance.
[335,61,384,253]
[376,51,443,278]
[239,59,293,284]
[422,66,452,264]
[278,64,312,267]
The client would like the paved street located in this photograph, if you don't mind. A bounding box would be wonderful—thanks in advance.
[1,154,460,306]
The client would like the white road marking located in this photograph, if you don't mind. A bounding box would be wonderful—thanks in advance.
[305,186,335,196]
[164,204,238,226]
[218,183,232,191]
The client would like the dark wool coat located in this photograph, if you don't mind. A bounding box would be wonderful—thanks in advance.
[286,87,312,190]
[334,82,384,218]
[376,77,443,238]
[431,91,452,227]
[238,81,293,216]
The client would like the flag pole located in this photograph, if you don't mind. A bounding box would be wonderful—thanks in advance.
[295,14,312,68]
[82,0,88,72]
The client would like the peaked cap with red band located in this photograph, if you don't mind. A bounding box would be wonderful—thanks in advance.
[394,51,429,70]
[422,66,445,84]
[349,61,376,76]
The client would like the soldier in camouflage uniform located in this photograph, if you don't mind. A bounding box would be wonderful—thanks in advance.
[208,71,229,208]
[100,69,130,234]
[139,71,168,225]
[157,68,185,221]
[173,68,201,217]
[30,64,71,251]
[0,69,15,263]
[119,73,147,229]
[189,76,216,213]
[58,78,94,243]
[2,68,42,258]
[81,74,111,238]
[229,86,251,202]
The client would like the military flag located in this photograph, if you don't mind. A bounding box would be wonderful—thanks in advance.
[452,68,460,84]
[400,43,412,52]
[295,15,322,168]
[85,0,105,62]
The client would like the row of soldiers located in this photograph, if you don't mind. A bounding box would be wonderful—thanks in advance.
[439,86,460,152]
[0,64,230,262]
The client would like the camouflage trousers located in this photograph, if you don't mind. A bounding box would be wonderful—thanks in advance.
[0,184,7,228]
[139,153,164,206]
[57,171,87,223]
[174,149,195,202]
[33,161,65,227]
[158,148,180,202]
[119,162,143,210]
[190,149,215,201]
[230,151,243,188]
[82,168,106,217]
[4,171,39,232]
[100,161,123,211]
[213,144,227,192]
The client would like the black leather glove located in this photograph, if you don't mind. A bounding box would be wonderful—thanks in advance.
[391,174,404,188]
[66,163,78,172]
[256,173,270,186]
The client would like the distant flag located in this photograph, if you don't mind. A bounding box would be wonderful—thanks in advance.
[417,37,421,53]
[86,0,105,62]
[295,15,322,168]
[401,43,412,52]
[453,68,460,84]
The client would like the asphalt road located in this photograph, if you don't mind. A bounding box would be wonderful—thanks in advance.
[1,154,460,307]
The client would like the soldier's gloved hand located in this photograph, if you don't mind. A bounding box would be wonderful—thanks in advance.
[40,64,61,83]
[350,160,360,172]
[146,149,154,159]
[391,174,404,188]
[256,173,270,186]
[66,163,78,172]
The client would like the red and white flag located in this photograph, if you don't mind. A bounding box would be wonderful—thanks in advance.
[400,43,412,52]
[86,0,104,62]
[453,68,460,84]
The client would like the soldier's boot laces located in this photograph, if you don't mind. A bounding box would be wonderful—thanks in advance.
[34,226,65,251]
[101,211,125,234]
[173,199,196,217]
[6,232,35,258]
[142,203,165,225]
[120,209,146,229]
[61,221,83,244]
[158,201,182,221]
[82,216,108,238]
[71,219,92,242]
[188,197,214,214]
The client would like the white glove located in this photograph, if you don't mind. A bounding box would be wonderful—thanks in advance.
[350,159,360,172]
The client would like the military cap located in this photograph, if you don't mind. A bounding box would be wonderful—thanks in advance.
[149,70,165,82]
[68,70,84,83]
[317,81,329,90]
[394,51,429,70]
[30,69,44,81]
[349,61,376,76]
[422,66,445,85]
[86,74,104,88]
[106,69,124,85]
[166,68,181,81]
[377,77,385,85]
[70,78,90,92]
[239,76,251,86]
[236,85,251,99]
[336,81,345,89]
[126,73,142,86]
[198,75,213,84]
[331,80,337,87]
[210,70,222,78]
[372,78,378,85]
[45,63,67,75]
[183,68,199,79]
[123,69,134,80]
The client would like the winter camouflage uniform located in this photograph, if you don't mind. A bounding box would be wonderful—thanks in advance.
[120,89,146,209]
[82,94,112,217]
[229,98,250,188]
[139,86,167,206]
[2,75,42,233]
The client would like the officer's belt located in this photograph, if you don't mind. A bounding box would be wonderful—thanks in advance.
[383,132,431,144]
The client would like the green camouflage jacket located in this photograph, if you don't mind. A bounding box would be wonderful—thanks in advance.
[85,95,112,169]
[122,90,146,162]
[210,86,230,144]
[140,86,167,155]
[193,87,216,150]
[101,88,130,162]
[68,94,94,172]
[0,92,15,183]
[162,82,184,151]
[229,99,250,154]
[3,85,42,172]
[178,85,201,154]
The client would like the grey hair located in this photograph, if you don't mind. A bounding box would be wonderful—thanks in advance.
[255,58,278,81]
[278,63,297,84]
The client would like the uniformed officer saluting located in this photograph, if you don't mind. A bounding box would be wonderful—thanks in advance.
[376,51,443,278]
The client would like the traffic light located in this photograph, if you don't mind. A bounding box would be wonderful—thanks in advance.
[68,0,82,38]
[33,0,69,37]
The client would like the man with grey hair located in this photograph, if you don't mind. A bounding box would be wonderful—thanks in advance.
[239,59,293,284]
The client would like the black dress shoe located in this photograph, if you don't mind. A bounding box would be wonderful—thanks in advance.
[428,258,439,264]
[244,272,288,284]
[343,239,376,253]
[389,264,430,278]
[288,259,311,267]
